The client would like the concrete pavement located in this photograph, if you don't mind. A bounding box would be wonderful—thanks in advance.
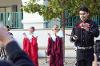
[39,57,76,66]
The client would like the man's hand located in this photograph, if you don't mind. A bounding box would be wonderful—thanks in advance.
[73,35,78,40]
[79,22,85,28]
[83,23,90,31]
[80,22,90,31]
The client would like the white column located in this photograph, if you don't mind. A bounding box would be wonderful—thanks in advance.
[21,0,44,29]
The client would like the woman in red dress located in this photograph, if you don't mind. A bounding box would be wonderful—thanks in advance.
[23,27,38,66]
[47,25,64,66]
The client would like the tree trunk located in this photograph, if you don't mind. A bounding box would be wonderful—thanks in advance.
[61,12,65,61]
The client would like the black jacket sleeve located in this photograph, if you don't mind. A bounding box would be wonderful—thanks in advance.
[87,22,99,37]
[5,41,35,66]
[70,27,76,42]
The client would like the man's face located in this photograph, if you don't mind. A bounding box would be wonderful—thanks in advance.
[79,11,89,22]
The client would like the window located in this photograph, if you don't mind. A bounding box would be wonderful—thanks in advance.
[0,6,23,29]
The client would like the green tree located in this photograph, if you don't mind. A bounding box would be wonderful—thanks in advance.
[22,0,100,19]
[22,0,100,29]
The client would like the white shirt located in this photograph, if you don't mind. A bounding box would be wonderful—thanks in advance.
[51,30,64,41]
[25,32,38,42]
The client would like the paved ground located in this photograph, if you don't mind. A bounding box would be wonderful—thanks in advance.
[39,57,76,66]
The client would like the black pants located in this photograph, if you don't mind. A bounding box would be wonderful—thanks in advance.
[76,60,92,66]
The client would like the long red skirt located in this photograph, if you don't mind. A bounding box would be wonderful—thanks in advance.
[23,37,38,66]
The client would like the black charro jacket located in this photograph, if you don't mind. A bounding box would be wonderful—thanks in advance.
[70,19,99,47]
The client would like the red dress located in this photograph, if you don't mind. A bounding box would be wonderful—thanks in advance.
[23,35,38,66]
[47,36,64,66]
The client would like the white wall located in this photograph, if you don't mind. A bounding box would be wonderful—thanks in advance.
[10,29,75,48]
[10,29,100,57]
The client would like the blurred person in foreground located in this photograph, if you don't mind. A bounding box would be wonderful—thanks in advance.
[0,25,13,60]
[0,25,35,66]
[70,5,99,66]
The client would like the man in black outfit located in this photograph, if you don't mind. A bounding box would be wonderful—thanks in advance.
[70,5,99,66]
[0,26,35,66]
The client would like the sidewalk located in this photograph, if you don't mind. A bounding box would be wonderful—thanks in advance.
[39,57,76,66]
